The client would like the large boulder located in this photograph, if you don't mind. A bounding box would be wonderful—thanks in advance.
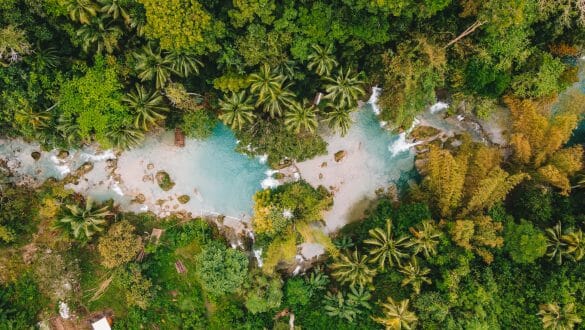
[334,150,346,162]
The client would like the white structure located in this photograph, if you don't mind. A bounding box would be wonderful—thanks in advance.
[91,317,111,330]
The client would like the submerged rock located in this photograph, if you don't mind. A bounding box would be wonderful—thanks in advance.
[334,150,346,162]
[31,151,41,161]
[57,150,69,159]
[178,195,190,204]
[155,171,175,191]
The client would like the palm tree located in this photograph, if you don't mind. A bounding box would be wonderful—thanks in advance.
[98,0,130,24]
[275,59,298,81]
[258,85,295,118]
[106,125,144,150]
[76,17,122,54]
[399,257,431,295]
[57,114,84,146]
[307,44,338,76]
[372,297,418,330]
[538,303,582,330]
[30,45,59,69]
[284,102,318,134]
[218,91,256,130]
[14,107,50,131]
[333,235,355,250]
[562,229,584,262]
[166,49,203,78]
[364,219,410,270]
[324,291,360,322]
[249,63,285,102]
[322,105,353,136]
[133,43,176,90]
[66,0,98,24]
[324,67,365,108]
[57,198,110,241]
[407,220,442,259]
[347,285,372,311]
[123,84,169,130]
[330,250,377,287]
[306,267,329,292]
[546,223,568,265]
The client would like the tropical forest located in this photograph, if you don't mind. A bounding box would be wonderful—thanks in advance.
[1,0,585,329]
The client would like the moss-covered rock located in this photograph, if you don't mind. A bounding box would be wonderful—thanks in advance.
[178,195,190,204]
[156,171,175,191]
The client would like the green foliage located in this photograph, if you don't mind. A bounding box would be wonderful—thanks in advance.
[116,264,153,309]
[58,56,130,146]
[0,274,47,328]
[242,270,283,314]
[0,184,38,244]
[97,220,143,268]
[284,277,311,307]
[56,197,110,241]
[137,0,221,52]
[195,242,249,298]
[464,57,511,97]
[180,110,216,139]
[235,119,327,167]
[504,220,547,264]
[512,52,567,98]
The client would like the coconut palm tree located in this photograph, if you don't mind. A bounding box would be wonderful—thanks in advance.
[324,67,365,108]
[407,220,442,259]
[98,0,130,24]
[307,44,338,76]
[76,16,122,54]
[330,250,377,287]
[57,198,110,241]
[324,291,360,322]
[133,43,176,90]
[66,0,98,24]
[218,91,256,130]
[275,59,298,81]
[166,49,203,78]
[372,297,418,330]
[249,63,285,102]
[123,84,169,131]
[106,125,144,150]
[562,229,584,261]
[333,235,355,250]
[364,219,410,270]
[257,85,295,118]
[538,303,582,330]
[399,257,431,295]
[322,105,353,136]
[546,223,568,265]
[284,102,318,134]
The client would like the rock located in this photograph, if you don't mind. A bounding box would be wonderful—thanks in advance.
[318,173,323,179]
[81,162,93,172]
[410,126,441,140]
[133,194,146,204]
[147,163,154,170]
[31,151,41,161]
[334,150,346,162]
[156,171,175,191]
[178,195,190,204]
[57,150,69,159]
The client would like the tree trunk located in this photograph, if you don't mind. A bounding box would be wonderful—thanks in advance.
[444,20,487,49]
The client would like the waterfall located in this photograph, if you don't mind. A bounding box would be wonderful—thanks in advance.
[429,101,449,114]
[368,86,382,115]
[253,249,263,268]
[261,169,280,189]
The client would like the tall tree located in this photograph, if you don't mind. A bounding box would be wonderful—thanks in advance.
[330,250,376,287]
[307,44,338,76]
[284,102,318,134]
[57,198,110,241]
[538,303,582,330]
[324,67,365,108]
[66,0,98,24]
[363,219,409,270]
[133,43,176,90]
[122,84,169,131]
[372,297,418,330]
[399,257,431,295]
[218,91,256,130]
